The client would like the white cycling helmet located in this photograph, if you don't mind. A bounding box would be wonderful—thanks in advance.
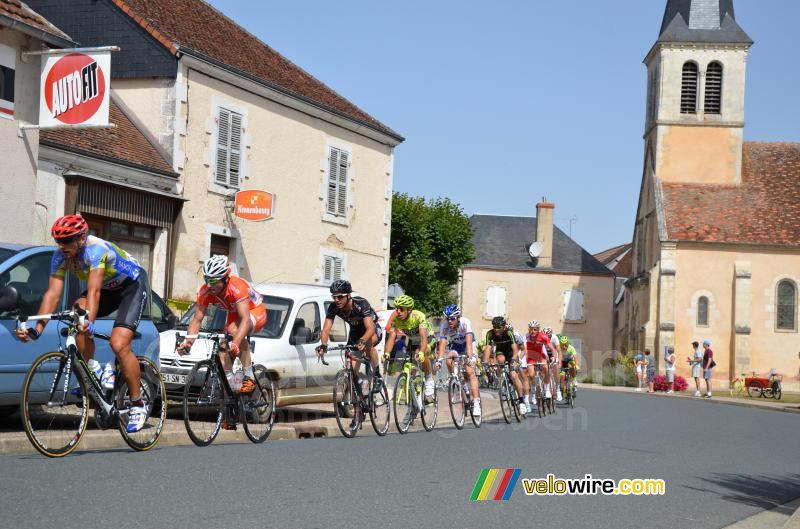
[528,320,540,329]
[203,254,231,280]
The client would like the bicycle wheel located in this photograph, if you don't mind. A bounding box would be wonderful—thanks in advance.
[241,365,276,443]
[509,379,522,422]
[182,359,222,446]
[729,378,744,397]
[499,377,514,424]
[448,378,465,430]
[773,385,782,400]
[747,381,763,398]
[369,375,390,436]
[21,350,89,458]
[421,375,438,432]
[471,387,482,428]
[534,380,544,418]
[393,373,413,434]
[333,370,359,438]
[117,357,167,451]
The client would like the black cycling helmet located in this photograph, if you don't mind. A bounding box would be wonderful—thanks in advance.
[329,279,352,294]
[491,316,506,329]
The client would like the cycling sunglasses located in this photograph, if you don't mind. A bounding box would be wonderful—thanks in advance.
[331,294,348,300]
[447,316,459,321]
[55,235,81,245]
[203,277,224,285]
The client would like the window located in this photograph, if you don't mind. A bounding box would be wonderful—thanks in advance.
[697,296,709,327]
[776,280,797,331]
[0,251,54,317]
[704,62,723,114]
[0,43,14,118]
[485,285,507,317]
[82,215,155,278]
[322,255,343,285]
[210,234,231,258]
[563,289,584,322]
[326,147,349,217]
[255,295,293,339]
[290,302,321,344]
[324,301,349,342]
[215,107,242,188]
[680,62,699,114]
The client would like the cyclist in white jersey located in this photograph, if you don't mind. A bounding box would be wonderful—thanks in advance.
[435,304,481,416]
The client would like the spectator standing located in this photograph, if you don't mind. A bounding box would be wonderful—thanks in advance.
[634,350,644,391]
[644,349,655,392]
[665,346,676,394]
[702,340,715,397]
[688,341,703,397]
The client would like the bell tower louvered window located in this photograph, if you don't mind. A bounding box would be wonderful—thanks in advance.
[704,62,723,114]
[215,107,242,188]
[326,147,349,217]
[680,62,698,114]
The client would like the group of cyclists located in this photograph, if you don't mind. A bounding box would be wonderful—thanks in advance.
[17,213,579,438]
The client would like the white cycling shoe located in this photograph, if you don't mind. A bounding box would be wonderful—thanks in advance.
[519,401,528,414]
[545,388,552,399]
[424,378,435,398]
[472,401,482,416]
[126,405,148,433]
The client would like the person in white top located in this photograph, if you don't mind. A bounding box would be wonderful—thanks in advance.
[435,304,481,416]
[665,346,676,394]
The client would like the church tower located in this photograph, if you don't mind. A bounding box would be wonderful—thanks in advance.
[644,0,752,185]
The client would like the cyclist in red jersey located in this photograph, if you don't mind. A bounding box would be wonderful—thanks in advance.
[525,320,557,402]
[178,255,266,396]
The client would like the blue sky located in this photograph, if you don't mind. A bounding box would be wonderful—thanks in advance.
[208,0,800,254]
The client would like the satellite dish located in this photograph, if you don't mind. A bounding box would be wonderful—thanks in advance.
[528,242,542,258]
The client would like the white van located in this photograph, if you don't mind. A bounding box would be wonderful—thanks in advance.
[159,283,385,406]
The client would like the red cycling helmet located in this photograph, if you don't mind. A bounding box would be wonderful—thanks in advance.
[51,215,89,239]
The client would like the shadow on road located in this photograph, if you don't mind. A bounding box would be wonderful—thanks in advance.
[687,473,800,509]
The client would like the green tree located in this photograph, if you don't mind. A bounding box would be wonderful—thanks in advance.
[389,192,475,314]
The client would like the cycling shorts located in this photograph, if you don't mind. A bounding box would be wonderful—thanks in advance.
[77,277,146,332]
[225,303,267,334]
[347,324,383,347]
[527,349,548,364]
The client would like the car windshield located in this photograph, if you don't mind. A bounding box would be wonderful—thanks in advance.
[176,295,292,338]
[0,248,18,263]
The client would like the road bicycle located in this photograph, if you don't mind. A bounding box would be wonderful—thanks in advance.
[444,354,481,430]
[493,361,523,424]
[548,359,559,414]
[178,333,275,445]
[561,366,576,409]
[530,362,548,418]
[392,351,438,434]
[322,344,390,438]
[19,307,167,457]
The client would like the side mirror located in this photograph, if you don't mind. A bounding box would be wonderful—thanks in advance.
[0,285,20,312]
[166,314,178,329]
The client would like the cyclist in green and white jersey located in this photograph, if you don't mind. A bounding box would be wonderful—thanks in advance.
[383,295,436,399]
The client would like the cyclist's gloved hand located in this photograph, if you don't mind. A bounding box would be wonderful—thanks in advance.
[27,328,40,341]
[81,321,96,336]
[315,343,328,356]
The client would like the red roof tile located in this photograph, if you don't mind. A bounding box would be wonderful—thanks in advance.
[661,142,800,246]
[40,100,176,176]
[594,243,633,277]
[0,0,70,40]
[114,0,400,140]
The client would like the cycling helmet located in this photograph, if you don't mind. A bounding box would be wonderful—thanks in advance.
[443,304,461,318]
[491,316,506,329]
[394,295,414,309]
[528,320,540,329]
[506,324,514,333]
[543,327,553,337]
[203,254,231,280]
[329,279,352,294]
[51,215,89,239]
[559,335,570,345]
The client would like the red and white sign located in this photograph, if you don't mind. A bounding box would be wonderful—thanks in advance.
[38,51,110,127]
[234,190,274,221]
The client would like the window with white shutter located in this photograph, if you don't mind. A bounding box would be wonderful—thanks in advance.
[215,107,242,188]
[485,286,507,318]
[327,147,349,217]
[563,289,585,322]
[322,255,343,284]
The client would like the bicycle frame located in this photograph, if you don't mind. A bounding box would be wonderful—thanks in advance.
[179,332,237,401]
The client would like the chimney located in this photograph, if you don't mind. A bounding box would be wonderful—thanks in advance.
[535,201,555,268]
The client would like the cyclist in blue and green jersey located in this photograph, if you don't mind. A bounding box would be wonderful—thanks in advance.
[558,335,578,400]
[383,295,436,398]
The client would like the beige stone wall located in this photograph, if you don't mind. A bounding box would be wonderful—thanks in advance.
[112,78,176,161]
[170,69,393,306]
[0,32,40,244]
[461,267,614,371]
[671,244,800,390]
[656,125,743,185]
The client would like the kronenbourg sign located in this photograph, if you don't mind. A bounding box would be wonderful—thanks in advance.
[234,190,274,221]
[38,51,111,127]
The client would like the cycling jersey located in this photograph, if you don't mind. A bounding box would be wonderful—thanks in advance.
[561,344,577,369]
[485,329,515,358]
[439,317,474,355]
[390,309,432,349]
[51,235,141,290]
[512,331,525,346]
[197,276,266,332]
[325,296,381,344]
[525,331,550,364]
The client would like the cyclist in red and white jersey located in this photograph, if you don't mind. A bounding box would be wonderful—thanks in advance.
[178,255,266,396]
[525,320,558,405]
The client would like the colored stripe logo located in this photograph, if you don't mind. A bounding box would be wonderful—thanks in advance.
[470,469,521,500]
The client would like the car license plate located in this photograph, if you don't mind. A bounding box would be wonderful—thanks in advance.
[161,373,186,385]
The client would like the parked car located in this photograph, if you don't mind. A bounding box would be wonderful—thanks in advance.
[159,283,387,406]
[0,243,167,415]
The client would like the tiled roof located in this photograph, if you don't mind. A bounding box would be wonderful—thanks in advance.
[40,99,176,176]
[467,215,613,275]
[0,0,71,41]
[661,142,800,246]
[113,0,401,140]
[594,243,633,278]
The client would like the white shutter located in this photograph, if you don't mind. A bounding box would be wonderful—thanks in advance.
[563,290,584,321]
[323,256,333,282]
[337,151,348,216]
[327,147,349,217]
[333,258,342,281]
[215,109,230,185]
[327,148,339,215]
[228,112,242,188]
[485,286,507,317]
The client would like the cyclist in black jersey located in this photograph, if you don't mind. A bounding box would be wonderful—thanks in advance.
[483,316,526,414]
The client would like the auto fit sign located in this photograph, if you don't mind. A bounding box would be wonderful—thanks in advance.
[234,190,274,221]
[38,51,110,127]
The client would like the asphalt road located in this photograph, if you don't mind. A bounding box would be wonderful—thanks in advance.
[1,389,798,529]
